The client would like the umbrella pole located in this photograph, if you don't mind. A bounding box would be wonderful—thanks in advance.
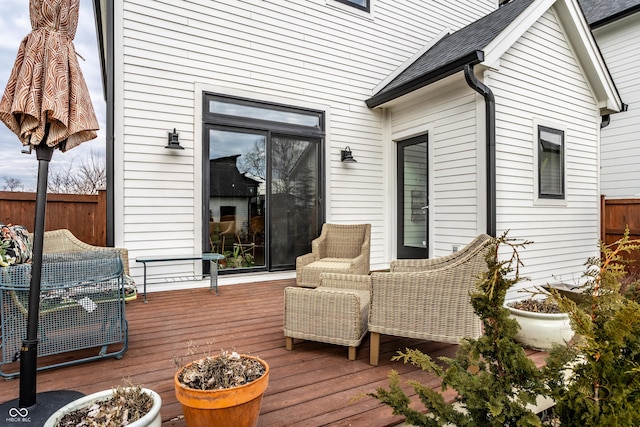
[18,142,53,408]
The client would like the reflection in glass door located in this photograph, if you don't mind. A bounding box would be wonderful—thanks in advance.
[397,135,428,259]
[208,128,267,270]
[270,135,320,269]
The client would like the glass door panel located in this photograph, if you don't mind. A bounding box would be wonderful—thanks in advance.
[269,135,320,269]
[208,129,266,269]
[397,136,428,259]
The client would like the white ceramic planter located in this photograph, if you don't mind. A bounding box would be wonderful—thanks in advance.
[505,303,574,351]
[44,387,162,427]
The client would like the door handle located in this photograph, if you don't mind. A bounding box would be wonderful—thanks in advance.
[421,205,429,210]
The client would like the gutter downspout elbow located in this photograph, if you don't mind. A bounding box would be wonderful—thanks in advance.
[464,64,496,238]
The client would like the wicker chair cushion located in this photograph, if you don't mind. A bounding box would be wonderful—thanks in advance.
[298,259,354,287]
[324,227,367,259]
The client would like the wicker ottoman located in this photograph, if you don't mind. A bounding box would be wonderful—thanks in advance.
[284,273,371,360]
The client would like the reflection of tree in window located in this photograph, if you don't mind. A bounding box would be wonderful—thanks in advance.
[237,140,266,181]
[271,137,311,194]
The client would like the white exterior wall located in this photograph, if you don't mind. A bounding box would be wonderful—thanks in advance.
[383,7,604,295]
[593,12,640,198]
[115,0,498,282]
[489,8,601,294]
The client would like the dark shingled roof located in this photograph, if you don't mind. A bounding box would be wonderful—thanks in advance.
[366,0,535,108]
[578,0,640,28]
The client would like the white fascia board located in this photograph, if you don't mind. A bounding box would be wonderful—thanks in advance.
[554,0,624,114]
[482,0,556,69]
[371,27,451,95]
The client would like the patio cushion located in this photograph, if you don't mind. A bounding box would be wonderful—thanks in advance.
[0,223,32,265]
[297,259,354,288]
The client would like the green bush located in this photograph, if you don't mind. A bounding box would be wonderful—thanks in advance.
[546,230,640,426]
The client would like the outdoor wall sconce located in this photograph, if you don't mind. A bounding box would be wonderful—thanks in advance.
[165,128,184,149]
[340,146,357,163]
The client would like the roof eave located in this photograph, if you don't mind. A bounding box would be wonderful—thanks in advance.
[589,5,640,29]
[365,50,484,109]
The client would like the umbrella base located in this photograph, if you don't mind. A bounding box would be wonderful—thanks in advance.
[0,390,84,424]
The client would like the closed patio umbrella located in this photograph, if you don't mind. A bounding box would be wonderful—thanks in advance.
[0,0,98,420]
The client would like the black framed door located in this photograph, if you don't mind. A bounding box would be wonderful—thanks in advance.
[397,135,428,259]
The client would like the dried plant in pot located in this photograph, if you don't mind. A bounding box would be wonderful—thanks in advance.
[173,347,269,427]
[505,294,574,351]
[44,384,162,427]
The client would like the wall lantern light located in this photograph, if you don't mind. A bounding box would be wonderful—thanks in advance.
[340,146,357,163]
[165,128,184,149]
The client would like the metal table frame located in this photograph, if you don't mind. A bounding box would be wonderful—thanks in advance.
[135,253,225,302]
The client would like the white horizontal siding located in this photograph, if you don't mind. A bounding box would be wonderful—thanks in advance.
[117,0,497,280]
[593,12,640,198]
[490,8,601,295]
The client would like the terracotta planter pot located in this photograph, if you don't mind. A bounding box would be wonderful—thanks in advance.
[174,355,269,427]
[505,302,574,351]
[44,388,162,427]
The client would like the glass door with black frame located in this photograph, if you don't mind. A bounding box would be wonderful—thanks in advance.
[397,136,428,259]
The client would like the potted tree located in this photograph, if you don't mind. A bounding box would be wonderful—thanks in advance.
[44,385,162,427]
[173,347,269,427]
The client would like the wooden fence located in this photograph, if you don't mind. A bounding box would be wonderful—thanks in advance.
[1,191,638,264]
[601,196,640,270]
[0,190,106,246]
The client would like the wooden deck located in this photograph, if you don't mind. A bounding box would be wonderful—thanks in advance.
[0,278,547,426]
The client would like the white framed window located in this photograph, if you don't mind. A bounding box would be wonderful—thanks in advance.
[538,125,564,199]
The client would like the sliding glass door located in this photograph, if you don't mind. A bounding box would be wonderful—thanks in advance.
[203,94,324,272]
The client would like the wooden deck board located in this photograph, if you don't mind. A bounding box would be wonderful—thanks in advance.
[0,278,546,426]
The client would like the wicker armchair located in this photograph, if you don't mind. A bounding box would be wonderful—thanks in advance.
[296,223,371,288]
[368,234,493,365]
[40,229,131,275]
[284,272,371,360]
[39,229,136,301]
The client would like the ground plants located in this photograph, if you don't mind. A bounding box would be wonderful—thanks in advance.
[368,233,552,426]
[545,230,640,426]
[221,244,255,269]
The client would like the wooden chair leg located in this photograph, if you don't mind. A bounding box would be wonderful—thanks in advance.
[285,336,294,351]
[348,346,356,361]
[370,332,380,366]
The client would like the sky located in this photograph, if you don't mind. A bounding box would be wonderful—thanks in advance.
[0,0,106,191]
